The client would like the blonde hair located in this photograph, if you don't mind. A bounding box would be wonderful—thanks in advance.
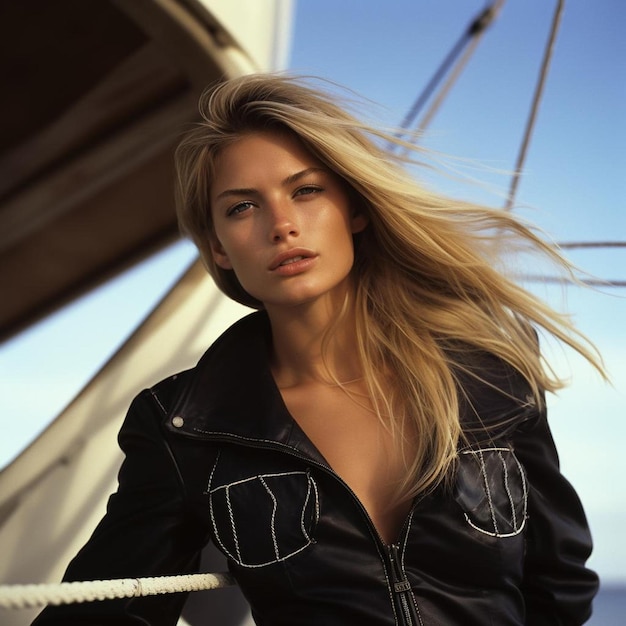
[175,74,605,501]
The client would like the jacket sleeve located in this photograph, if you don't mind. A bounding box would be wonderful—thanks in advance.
[31,387,214,626]
[512,404,599,625]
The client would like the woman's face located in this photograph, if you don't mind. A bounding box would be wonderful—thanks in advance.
[209,130,368,312]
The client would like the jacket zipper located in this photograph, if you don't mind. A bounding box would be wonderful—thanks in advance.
[190,431,422,625]
[388,543,422,626]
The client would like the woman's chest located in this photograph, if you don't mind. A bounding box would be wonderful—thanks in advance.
[279,383,414,543]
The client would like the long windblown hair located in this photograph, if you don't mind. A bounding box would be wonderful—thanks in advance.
[175,73,604,501]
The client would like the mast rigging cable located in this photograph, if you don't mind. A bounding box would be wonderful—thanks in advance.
[394,0,622,286]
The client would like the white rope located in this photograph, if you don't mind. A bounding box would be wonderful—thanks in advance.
[0,572,235,610]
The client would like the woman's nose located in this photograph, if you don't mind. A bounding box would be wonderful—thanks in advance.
[268,202,299,242]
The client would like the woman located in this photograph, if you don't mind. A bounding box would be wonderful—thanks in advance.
[33,74,604,625]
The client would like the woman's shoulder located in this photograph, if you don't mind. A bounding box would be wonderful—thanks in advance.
[451,348,539,441]
[144,310,271,418]
[146,369,195,416]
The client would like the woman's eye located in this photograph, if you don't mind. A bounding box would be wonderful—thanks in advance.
[295,185,322,197]
[227,201,255,216]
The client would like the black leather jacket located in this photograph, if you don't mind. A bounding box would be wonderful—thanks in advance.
[33,312,598,625]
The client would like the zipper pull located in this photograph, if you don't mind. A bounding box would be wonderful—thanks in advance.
[389,544,411,592]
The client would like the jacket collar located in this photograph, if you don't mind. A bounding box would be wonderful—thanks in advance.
[164,311,537,455]
[165,311,329,467]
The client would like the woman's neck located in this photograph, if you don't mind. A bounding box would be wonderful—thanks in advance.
[266,297,362,389]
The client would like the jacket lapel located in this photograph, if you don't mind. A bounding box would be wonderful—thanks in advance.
[164,311,329,467]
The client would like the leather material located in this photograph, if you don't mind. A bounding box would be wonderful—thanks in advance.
[32,311,598,625]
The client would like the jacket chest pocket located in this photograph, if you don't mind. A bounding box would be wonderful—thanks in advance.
[207,450,319,568]
[454,446,527,538]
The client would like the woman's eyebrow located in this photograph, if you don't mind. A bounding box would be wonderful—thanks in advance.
[214,167,328,202]
[281,167,328,186]
[214,186,257,201]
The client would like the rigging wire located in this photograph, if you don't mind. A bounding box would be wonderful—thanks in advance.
[529,241,626,288]
[390,0,562,212]
[413,1,506,135]
[558,241,626,249]
[394,1,623,286]
[531,240,626,288]
[389,0,505,150]
[504,0,564,210]
[507,0,624,287]
[519,276,626,288]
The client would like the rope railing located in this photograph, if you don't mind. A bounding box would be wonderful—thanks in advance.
[0,572,235,610]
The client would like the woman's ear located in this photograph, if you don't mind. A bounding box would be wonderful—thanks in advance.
[346,186,369,234]
[210,236,233,270]
[350,211,369,234]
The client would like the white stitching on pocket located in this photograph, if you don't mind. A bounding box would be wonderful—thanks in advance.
[259,476,281,561]
[457,446,527,538]
[208,466,319,568]
[477,448,499,535]
[301,472,319,542]
[225,485,242,563]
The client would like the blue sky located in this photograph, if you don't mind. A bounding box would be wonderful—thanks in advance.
[0,0,624,584]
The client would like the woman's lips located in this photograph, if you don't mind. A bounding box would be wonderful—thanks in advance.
[269,249,318,275]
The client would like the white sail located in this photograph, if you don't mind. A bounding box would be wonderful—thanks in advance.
[0,2,294,624]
